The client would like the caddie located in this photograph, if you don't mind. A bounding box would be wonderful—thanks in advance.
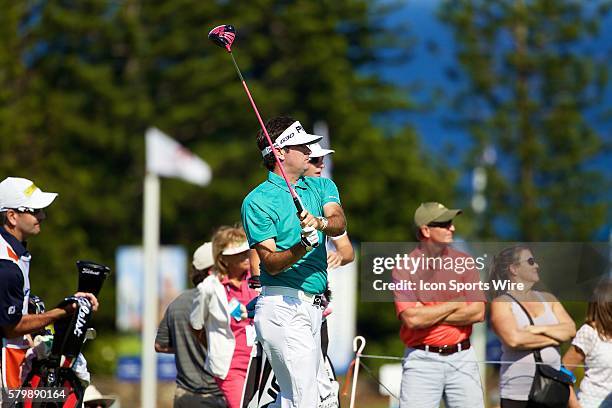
[0,177,99,392]
[393,202,485,408]
[241,116,347,407]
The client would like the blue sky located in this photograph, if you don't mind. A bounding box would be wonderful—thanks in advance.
[382,0,611,150]
[379,0,469,149]
[377,0,611,238]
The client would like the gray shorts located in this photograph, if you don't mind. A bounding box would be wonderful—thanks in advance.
[174,386,227,408]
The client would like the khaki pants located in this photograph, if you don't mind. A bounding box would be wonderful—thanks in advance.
[399,346,485,408]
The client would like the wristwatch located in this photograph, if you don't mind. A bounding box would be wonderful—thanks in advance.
[317,216,329,231]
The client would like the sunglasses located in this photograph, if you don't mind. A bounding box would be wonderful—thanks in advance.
[518,257,536,266]
[309,157,324,165]
[427,220,453,229]
[14,207,43,215]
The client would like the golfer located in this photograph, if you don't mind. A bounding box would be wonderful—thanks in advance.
[241,116,346,407]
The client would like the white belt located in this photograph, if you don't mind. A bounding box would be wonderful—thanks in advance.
[261,286,323,306]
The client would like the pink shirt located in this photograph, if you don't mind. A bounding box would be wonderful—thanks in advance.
[220,273,258,370]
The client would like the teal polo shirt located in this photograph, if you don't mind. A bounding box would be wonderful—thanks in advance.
[241,171,341,294]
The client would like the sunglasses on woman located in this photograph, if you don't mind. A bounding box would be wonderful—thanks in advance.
[309,157,324,165]
[518,257,536,266]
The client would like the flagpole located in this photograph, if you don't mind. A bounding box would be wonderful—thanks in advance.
[140,127,211,408]
[141,171,160,408]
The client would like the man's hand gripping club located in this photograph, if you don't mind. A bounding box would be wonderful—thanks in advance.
[300,227,319,252]
[299,210,321,252]
[254,209,341,275]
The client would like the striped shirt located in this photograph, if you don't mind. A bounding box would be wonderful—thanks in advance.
[156,289,223,396]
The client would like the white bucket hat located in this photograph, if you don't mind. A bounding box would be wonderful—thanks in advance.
[261,121,323,157]
[0,177,58,211]
[83,385,116,407]
[193,242,214,270]
[308,142,335,158]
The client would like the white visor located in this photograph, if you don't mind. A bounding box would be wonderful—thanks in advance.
[308,143,335,158]
[261,121,323,157]
[221,241,250,255]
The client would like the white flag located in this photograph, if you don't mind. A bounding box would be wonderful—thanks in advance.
[146,127,212,186]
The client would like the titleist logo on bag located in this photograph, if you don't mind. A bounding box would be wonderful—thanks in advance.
[73,298,91,337]
[80,267,100,276]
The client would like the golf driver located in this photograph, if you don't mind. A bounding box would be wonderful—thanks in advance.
[208,24,305,216]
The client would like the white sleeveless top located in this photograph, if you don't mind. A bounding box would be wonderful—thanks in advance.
[499,291,561,401]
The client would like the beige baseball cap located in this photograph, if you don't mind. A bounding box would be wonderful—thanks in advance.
[193,242,214,270]
[414,202,462,227]
[0,177,57,211]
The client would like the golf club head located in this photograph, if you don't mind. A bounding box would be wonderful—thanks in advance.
[209,24,236,52]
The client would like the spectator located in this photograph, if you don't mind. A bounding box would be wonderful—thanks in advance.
[489,245,576,408]
[155,242,225,407]
[83,384,117,408]
[304,142,354,269]
[394,202,485,408]
[305,142,352,404]
[190,226,258,408]
[563,280,612,408]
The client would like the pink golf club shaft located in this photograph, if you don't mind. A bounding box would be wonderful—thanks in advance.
[209,24,305,216]
[228,52,305,215]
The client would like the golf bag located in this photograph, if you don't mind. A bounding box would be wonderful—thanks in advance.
[18,261,110,408]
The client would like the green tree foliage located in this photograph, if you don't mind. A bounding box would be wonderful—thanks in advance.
[0,0,458,372]
[1,0,151,327]
[439,0,610,240]
[0,2,32,152]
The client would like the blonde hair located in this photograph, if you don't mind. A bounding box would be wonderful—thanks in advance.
[211,225,248,276]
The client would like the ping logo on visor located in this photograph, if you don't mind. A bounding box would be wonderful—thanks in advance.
[261,121,322,157]
[277,125,303,145]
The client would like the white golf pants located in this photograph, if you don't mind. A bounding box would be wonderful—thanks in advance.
[254,292,323,408]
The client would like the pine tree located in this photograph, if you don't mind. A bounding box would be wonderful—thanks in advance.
[439,0,610,240]
[0,0,151,324]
